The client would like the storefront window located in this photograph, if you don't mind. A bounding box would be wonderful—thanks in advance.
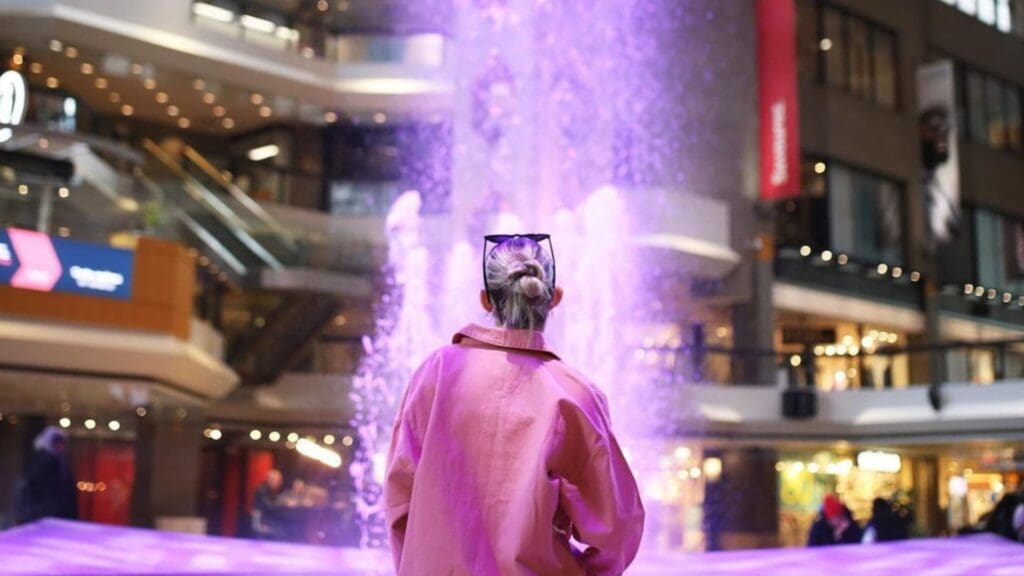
[828,163,905,266]
[961,65,1024,155]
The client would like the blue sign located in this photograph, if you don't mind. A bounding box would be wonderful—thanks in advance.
[0,228,134,300]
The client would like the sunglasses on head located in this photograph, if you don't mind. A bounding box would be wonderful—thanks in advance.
[482,234,556,302]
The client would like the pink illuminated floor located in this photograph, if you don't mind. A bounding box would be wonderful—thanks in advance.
[2,519,1023,575]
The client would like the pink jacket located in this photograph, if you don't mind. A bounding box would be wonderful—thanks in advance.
[385,323,644,575]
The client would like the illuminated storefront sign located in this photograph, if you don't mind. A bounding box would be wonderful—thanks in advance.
[0,69,28,125]
[0,228,134,300]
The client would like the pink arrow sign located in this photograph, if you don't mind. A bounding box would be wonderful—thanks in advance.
[9,228,62,292]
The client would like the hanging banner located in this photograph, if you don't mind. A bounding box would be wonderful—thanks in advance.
[917,60,961,250]
[0,228,134,300]
[757,0,801,200]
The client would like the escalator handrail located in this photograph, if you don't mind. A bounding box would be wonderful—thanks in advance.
[181,145,298,251]
[142,139,286,270]
[135,169,249,277]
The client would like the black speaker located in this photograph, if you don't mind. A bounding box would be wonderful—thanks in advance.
[782,388,817,419]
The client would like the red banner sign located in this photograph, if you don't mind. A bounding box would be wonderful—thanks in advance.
[757,0,801,200]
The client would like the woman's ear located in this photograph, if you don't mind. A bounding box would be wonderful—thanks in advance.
[550,286,564,310]
[480,289,494,312]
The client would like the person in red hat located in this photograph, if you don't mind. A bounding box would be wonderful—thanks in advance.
[808,494,864,546]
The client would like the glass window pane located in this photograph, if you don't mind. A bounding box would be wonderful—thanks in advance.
[986,76,1006,149]
[847,18,871,99]
[797,0,819,83]
[967,71,988,143]
[823,7,846,90]
[978,0,997,24]
[828,165,856,256]
[872,31,897,107]
[1006,87,1022,151]
[996,0,1013,32]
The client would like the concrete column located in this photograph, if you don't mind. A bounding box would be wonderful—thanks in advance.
[703,447,780,550]
[130,411,204,528]
[731,211,777,387]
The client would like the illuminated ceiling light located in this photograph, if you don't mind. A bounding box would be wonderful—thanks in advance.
[268,431,281,442]
[121,104,134,116]
[59,417,71,428]
[813,161,826,174]
[193,1,236,23]
[891,266,903,279]
[94,77,108,89]
[337,0,350,11]
[64,96,77,117]
[64,46,78,59]
[192,78,206,91]
[58,186,69,198]
[287,432,300,443]
[258,105,272,118]
[1003,292,1012,303]
[222,117,235,129]
[240,14,276,34]
[29,62,43,74]
[876,263,888,275]
[12,54,23,66]
[317,0,329,11]
[964,283,974,295]
[45,76,59,89]
[973,285,985,297]
[372,112,387,124]
[108,420,121,431]
[275,26,300,41]
[136,406,147,417]
[837,254,848,265]
[203,92,216,104]
[0,128,12,144]
[49,39,63,52]
[155,91,169,103]
[84,418,96,430]
[247,144,279,161]
[342,435,353,446]
[212,105,226,117]
[799,245,812,257]
[334,314,346,326]
[130,63,143,75]
[819,38,833,51]
[109,92,121,103]
[17,184,28,195]
[789,354,802,367]
[177,117,191,129]
[79,62,94,75]
[250,92,264,105]
[209,429,222,440]
[249,429,262,440]
[987,288,997,300]
[820,250,833,262]
[142,78,157,90]
[324,111,337,123]
[296,438,342,468]
[167,105,180,117]
[323,434,336,445]
[910,271,921,282]
[37,137,50,149]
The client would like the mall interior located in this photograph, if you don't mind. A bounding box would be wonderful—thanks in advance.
[0,0,1023,570]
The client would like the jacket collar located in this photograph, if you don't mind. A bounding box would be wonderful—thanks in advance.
[453,323,560,359]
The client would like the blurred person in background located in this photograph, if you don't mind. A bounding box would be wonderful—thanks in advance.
[985,488,1024,543]
[863,497,910,543]
[251,469,284,539]
[15,426,78,524]
[809,494,863,546]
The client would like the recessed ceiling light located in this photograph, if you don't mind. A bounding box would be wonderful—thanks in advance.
[324,111,337,123]
[373,112,387,124]
[167,105,180,117]
[178,117,191,129]
[45,77,59,89]
[142,78,157,90]
[203,92,216,104]
[94,77,108,89]
[212,105,226,117]
[49,39,63,52]
[109,92,121,103]
[222,117,235,129]
[80,63,94,75]
[250,93,264,105]
[121,104,134,116]
[155,91,169,103]
[58,186,69,198]
[317,0,329,11]
[38,138,50,149]
[64,46,78,59]
[192,78,206,90]
[29,63,43,74]
[131,63,144,75]
[12,54,23,66]
[258,106,272,118]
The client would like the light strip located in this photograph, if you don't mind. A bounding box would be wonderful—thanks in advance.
[192,2,235,24]
[240,14,276,34]
[247,144,280,162]
[296,438,342,468]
